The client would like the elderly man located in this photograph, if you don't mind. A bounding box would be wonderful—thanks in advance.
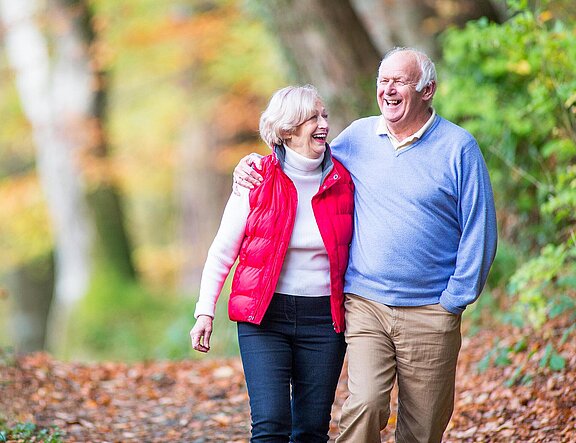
[234,47,497,443]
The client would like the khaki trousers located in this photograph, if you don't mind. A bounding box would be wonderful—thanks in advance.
[336,294,462,443]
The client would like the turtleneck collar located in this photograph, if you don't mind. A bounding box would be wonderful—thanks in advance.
[282,144,324,172]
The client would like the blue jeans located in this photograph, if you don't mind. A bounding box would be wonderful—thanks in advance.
[238,293,346,443]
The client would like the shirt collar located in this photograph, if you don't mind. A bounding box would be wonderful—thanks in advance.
[376,109,436,150]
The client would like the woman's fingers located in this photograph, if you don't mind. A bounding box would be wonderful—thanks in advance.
[190,317,213,353]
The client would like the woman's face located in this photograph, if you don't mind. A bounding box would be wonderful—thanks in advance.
[285,101,329,159]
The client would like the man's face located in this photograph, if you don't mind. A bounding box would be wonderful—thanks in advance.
[376,52,429,129]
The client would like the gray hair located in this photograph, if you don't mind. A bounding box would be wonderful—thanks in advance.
[378,47,436,92]
[259,85,323,148]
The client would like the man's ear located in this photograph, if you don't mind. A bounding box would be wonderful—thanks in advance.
[422,81,436,101]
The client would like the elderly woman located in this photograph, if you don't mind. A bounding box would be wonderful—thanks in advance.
[190,84,354,442]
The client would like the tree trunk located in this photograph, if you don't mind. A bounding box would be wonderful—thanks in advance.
[67,5,137,280]
[252,0,382,133]
[352,0,504,59]
[0,0,94,354]
[177,119,225,291]
[351,0,438,57]
[0,0,136,355]
[450,0,504,26]
[6,255,54,353]
[251,0,506,133]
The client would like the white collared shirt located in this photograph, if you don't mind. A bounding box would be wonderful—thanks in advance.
[376,109,436,150]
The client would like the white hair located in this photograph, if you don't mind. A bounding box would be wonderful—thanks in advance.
[259,85,323,148]
[378,46,437,92]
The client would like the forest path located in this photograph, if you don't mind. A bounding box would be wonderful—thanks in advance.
[1,321,574,442]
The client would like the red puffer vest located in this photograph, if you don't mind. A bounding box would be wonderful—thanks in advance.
[228,145,354,332]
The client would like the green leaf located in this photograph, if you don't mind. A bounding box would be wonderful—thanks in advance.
[520,373,534,385]
[495,347,512,367]
[477,354,491,373]
[549,295,576,318]
[560,324,576,345]
[477,347,496,373]
[539,343,553,368]
[549,352,566,371]
[513,337,528,353]
[558,275,576,289]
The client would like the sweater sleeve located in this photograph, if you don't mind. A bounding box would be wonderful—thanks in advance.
[440,142,498,314]
[194,187,250,318]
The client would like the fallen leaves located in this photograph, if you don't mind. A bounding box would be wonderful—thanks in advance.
[1,319,574,442]
[1,356,250,442]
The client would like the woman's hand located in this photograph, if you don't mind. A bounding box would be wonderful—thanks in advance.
[232,153,263,195]
[190,315,214,353]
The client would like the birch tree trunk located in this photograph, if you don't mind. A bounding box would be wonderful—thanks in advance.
[1,0,136,355]
[0,0,93,353]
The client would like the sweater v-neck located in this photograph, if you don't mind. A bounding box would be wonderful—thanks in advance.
[387,115,440,157]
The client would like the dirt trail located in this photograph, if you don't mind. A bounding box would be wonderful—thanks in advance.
[1,323,574,442]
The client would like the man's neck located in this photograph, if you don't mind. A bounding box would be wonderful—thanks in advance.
[388,108,433,142]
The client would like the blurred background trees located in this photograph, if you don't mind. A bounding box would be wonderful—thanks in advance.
[0,0,574,372]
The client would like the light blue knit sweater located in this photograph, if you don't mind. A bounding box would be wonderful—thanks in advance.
[330,115,497,314]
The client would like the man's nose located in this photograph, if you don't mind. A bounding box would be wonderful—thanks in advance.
[384,81,396,94]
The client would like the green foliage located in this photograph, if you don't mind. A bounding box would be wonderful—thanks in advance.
[0,419,63,443]
[437,0,576,251]
[539,343,565,371]
[507,240,576,328]
[486,241,522,289]
[462,241,520,332]
[438,0,576,378]
[475,332,569,386]
[67,266,238,361]
[67,270,163,360]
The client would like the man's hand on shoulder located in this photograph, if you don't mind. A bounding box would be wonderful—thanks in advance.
[233,153,264,195]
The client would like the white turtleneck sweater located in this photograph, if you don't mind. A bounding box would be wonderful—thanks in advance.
[194,146,331,319]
